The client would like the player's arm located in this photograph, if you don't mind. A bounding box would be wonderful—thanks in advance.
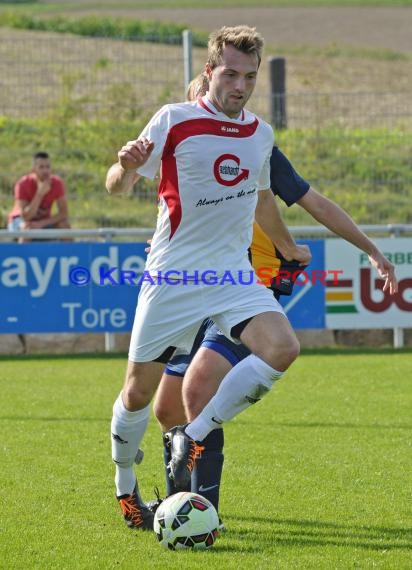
[297,188,397,294]
[106,138,153,195]
[255,188,311,266]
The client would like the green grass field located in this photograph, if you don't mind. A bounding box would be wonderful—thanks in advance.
[1,350,411,569]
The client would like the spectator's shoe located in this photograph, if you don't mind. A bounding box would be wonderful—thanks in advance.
[165,426,204,491]
[117,483,154,530]
[145,487,164,514]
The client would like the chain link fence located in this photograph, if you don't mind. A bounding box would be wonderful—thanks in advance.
[0,29,411,227]
[1,30,410,126]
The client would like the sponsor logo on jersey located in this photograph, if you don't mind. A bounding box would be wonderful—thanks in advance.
[221,125,239,133]
[214,153,249,187]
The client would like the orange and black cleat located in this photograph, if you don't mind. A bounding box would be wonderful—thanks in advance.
[165,425,204,491]
[117,484,154,530]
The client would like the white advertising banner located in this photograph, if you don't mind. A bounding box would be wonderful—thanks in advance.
[325,237,412,329]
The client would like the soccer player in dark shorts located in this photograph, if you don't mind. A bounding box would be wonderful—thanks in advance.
[151,138,397,522]
[151,144,309,518]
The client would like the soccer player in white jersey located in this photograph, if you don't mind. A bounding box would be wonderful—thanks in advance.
[106,25,313,530]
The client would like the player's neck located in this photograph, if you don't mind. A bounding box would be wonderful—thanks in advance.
[207,95,242,120]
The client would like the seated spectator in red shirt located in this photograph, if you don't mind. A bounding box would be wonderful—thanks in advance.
[7,151,71,241]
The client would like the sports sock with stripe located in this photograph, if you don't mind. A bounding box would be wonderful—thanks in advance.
[185,354,283,442]
[111,393,150,496]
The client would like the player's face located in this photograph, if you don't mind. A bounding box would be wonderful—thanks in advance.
[207,44,259,119]
[33,158,51,181]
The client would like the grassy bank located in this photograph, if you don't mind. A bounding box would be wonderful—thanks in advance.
[1,115,411,228]
[0,7,410,228]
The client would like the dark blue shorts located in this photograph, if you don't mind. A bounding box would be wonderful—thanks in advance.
[165,318,250,378]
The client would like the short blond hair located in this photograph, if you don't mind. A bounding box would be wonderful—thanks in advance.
[186,73,209,101]
[207,25,264,69]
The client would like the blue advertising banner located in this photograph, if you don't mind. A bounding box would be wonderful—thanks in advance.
[279,239,325,329]
[0,242,147,333]
[0,240,324,333]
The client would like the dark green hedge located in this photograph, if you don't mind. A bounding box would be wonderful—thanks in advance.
[0,12,208,46]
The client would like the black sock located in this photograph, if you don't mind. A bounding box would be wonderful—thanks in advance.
[191,428,224,512]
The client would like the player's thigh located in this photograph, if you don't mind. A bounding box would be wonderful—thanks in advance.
[183,347,232,420]
[153,373,186,430]
[240,311,300,371]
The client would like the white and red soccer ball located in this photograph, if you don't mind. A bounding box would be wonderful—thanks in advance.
[153,492,220,551]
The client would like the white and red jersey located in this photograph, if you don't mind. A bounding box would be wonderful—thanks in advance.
[137,95,274,277]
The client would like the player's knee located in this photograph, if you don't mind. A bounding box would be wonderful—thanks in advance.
[152,398,163,422]
[280,336,300,368]
[153,400,182,430]
[285,337,300,363]
[184,380,208,419]
[122,382,152,410]
[260,335,300,371]
[122,364,158,409]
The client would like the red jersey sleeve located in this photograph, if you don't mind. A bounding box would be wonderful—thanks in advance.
[50,176,65,200]
[15,175,36,201]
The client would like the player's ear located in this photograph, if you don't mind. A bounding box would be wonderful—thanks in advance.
[204,63,213,81]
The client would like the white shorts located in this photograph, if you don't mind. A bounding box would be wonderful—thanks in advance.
[128,278,285,362]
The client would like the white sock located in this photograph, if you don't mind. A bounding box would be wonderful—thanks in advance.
[111,393,150,496]
[185,354,283,442]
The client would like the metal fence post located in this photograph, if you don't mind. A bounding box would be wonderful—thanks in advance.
[183,29,193,97]
[269,57,287,129]
[393,327,404,349]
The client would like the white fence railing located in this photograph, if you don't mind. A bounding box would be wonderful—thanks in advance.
[1,224,412,242]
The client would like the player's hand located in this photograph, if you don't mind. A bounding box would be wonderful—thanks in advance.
[118,137,154,170]
[368,252,398,295]
[285,244,312,266]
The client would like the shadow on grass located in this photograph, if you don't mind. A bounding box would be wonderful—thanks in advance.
[214,516,412,553]
[232,418,412,430]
